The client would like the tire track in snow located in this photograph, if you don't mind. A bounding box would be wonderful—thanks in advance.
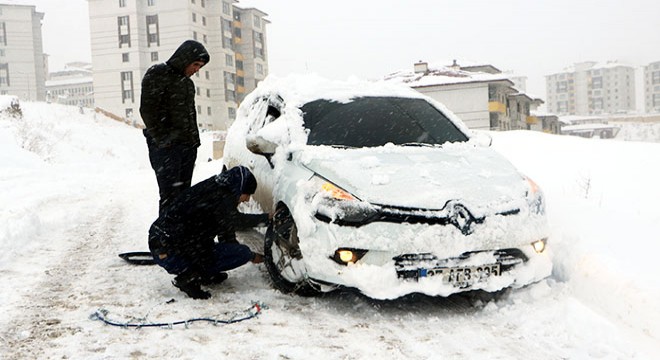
[0,201,123,360]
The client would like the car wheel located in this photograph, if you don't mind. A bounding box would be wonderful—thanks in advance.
[264,206,321,296]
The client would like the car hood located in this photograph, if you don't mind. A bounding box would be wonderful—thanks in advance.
[299,144,527,216]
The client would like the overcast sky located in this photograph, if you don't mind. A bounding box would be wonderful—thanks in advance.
[27,0,660,101]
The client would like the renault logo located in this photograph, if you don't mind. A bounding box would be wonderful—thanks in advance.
[448,203,475,235]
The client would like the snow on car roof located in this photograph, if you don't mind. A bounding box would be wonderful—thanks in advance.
[244,73,425,106]
[238,73,472,140]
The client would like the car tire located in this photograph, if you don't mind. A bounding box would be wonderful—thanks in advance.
[264,206,321,296]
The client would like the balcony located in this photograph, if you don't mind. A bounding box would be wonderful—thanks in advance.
[488,101,506,114]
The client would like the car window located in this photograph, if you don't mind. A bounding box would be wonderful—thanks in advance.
[302,97,469,147]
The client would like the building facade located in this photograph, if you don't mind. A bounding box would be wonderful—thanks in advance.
[386,61,544,131]
[545,61,636,116]
[0,2,47,101]
[87,0,269,130]
[46,62,94,108]
[644,60,660,113]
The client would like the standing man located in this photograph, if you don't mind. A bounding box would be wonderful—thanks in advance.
[148,166,270,299]
[140,40,210,215]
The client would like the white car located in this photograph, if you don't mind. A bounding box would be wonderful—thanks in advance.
[224,74,552,300]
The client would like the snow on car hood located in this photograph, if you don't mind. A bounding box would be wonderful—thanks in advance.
[298,142,527,216]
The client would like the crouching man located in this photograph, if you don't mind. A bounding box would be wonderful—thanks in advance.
[148,166,270,299]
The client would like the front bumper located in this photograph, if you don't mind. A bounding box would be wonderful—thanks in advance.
[295,212,553,300]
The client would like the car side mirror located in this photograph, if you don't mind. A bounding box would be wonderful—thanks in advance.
[246,134,277,168]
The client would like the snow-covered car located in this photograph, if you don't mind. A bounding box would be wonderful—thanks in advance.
[223,74,552,300]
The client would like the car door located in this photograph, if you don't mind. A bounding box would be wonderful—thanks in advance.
[242,93,284,212]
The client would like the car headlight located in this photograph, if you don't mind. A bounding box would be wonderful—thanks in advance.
[331,248,368,265]
[309,176,379,225]
[524,176,545,215]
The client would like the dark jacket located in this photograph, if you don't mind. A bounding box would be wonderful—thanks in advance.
[148,171,268,266]
[140,40,210,148]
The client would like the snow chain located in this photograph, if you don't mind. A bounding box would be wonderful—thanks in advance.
[90,301,266,329]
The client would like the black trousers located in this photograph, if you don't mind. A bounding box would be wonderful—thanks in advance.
[146,138,197,216]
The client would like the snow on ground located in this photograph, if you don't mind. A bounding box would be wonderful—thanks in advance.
[0,101,659,359]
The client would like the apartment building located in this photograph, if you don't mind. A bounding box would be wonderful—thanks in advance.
[644,60,660,113]
[385,61,544,131]
[546,61,636,116]
[88,0,269,130]
[46,62,94,108]
[0,2,47,101]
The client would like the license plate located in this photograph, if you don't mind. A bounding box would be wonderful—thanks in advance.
[418,263,501,287]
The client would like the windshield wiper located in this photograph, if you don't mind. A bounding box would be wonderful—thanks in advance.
[400,142,440,147]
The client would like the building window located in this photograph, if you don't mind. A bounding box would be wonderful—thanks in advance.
[253,31,264,59]
[201,0,205,7]
[254,15,261,29]
[119,0,126,7]
[118,16,131,48]
[0,23,6,46]
[122,53,129,62]
[121,71,134,103]
[222,1,231,15]
[592,77,602,89]
[0,64,10,85]
[236,60,243,71]
[653,71,660,85]
[196,87,201,96]
[203,34,207,44]
[205,71,210,80]
[222,35,233,50]
[206,89,211,97]
[592,98,604,111]
[224,71,236,102]
[150,51,158,62]
[221,18,232,33]
[652,93,660,108]
[228,107,236,120]
[193,31,198,40]
[192,13,197,22]
[148,0,155,5]
[202,16,206,26]
[256,63,263,75]
[556,81,567,93]
[225,54,234,67]
[146,15,159,47]
[207,106,212,116]
[557,101,568,113]
[0,49,5,57]
[197,105,201,114]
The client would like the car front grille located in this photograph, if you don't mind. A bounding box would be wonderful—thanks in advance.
[316,203,520,236]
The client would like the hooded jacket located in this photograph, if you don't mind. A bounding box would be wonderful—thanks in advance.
[140,40,210,148]
[148,167,268,267]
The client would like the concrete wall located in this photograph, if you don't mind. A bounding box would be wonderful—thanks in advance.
[414,83,490,130]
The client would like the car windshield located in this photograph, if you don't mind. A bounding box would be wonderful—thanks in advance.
[301,97,469,147]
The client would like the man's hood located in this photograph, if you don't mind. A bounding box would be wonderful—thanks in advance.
[166,40,210,74]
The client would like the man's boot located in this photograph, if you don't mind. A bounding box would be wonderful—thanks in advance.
[172,272,211,299]
[200,272,229,285]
